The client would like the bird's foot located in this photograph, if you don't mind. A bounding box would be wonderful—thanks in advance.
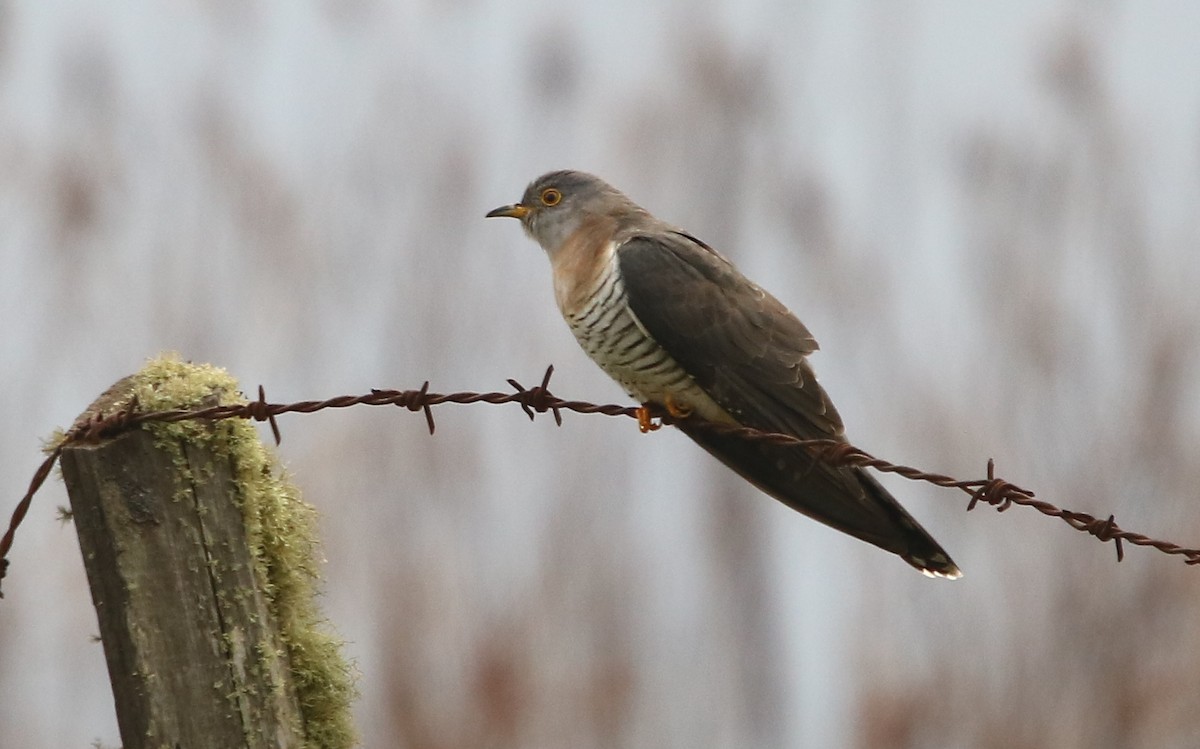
[636,405,661,433]
[663,394,692,420]
[636,396,692,433]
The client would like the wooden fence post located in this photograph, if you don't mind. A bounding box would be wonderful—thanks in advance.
[58,356,355,749]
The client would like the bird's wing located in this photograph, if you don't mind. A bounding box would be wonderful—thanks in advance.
[616,231,960,578]
[616,231,843,440]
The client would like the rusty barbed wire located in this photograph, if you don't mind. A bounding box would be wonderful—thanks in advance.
[3,365,1198,596]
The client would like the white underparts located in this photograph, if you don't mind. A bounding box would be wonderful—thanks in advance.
[562,251,729,423]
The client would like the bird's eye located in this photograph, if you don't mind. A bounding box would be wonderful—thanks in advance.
[540,188,562,207]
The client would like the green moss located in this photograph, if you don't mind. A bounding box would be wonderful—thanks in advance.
[41,427,68,454]
[120,352,358,749]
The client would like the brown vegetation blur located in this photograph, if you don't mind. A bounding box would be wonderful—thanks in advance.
[0,6,1197,749]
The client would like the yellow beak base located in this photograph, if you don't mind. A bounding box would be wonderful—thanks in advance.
[485,203,531,219]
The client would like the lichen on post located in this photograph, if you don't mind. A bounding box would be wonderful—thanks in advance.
[59,352,356,749]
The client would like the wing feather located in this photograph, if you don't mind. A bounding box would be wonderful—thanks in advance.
[617,232,841,439]
[616,232,960,577]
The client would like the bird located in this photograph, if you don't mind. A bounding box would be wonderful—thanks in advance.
[486,170,960,579]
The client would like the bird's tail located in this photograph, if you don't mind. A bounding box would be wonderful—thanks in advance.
[855,470,962,579]
[680,424,962,579]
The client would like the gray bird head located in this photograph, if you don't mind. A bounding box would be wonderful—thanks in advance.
[486,170,651,259]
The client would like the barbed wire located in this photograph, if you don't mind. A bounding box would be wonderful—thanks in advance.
[3,365,1197,597]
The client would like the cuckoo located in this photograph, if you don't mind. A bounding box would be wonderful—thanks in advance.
[487,170,960,579]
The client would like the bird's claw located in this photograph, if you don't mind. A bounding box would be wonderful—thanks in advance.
[637,396,692,433]
[636,406,661,433]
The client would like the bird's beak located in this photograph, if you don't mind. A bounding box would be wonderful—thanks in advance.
[486,203,531,219]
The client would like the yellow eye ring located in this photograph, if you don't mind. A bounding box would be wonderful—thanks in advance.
[540,188,562,206]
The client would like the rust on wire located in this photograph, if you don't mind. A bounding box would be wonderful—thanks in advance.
[248,384,282,446]
[508,365,563,426]
[967,459,1018,512]
[2,366,1198,597]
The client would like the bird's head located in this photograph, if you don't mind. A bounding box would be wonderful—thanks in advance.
[486,170,647,258]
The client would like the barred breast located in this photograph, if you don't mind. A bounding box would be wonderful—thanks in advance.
[557,242,730,423]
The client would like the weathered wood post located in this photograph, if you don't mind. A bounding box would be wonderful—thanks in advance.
[58,355,355,749]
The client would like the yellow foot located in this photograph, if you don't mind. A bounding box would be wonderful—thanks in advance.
[637,396,693,433]
[636,405,661,433]
[664,394,693,420]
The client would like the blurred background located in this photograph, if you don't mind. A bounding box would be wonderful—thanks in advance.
[2,1,1199,747]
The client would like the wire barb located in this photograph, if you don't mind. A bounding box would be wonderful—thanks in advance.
[247,385,283,445]
[506,364,563,426]
[386,381,437,435]
[967,458,1022,512]
[2,366,1197,598]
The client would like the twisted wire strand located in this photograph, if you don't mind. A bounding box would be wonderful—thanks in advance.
[3,365,1195,596]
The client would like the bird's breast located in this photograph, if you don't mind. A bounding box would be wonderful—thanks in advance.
[555,241,730,422]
